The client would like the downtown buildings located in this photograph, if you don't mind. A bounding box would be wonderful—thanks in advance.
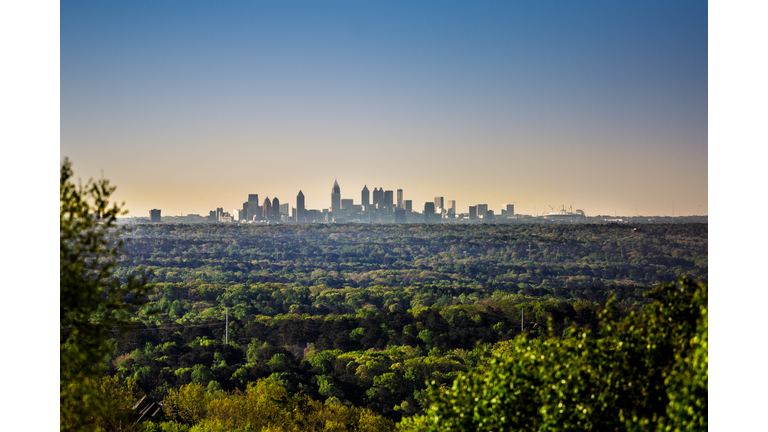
[192,180,524,225]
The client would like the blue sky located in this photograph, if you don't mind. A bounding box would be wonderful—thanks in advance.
[61,1,707,216]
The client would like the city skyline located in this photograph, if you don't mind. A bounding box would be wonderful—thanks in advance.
[61,1,707,217]
[134,178,698,221]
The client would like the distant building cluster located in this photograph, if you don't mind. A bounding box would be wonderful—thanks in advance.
[190,181,523,224]
[126,197,708,225]
[136,181,652,225]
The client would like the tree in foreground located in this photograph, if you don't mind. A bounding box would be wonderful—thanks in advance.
[399,277,707,431]
[60,158,153,431]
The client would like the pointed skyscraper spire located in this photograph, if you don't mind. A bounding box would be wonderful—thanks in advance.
[361,185,370,210]
[297,190,306,222]
[331,179,341,214]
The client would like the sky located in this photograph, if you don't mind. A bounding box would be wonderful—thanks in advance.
[60,0,708,217]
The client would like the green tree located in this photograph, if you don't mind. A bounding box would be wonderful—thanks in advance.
[206,380,224,394]
[400,278,707,431]
[317,374,344,400]
[267,353,290,371]
[191,364,214,386]
[245,338,263,364]
[60,158,153,431]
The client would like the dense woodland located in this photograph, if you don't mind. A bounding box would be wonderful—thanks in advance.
[120,223,706,320]
[86,222,708,431]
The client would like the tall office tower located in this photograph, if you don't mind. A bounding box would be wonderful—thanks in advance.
[469,205,478,221]
[405,200,412,212]
[397,189,403,209]
[272,197,281,219]
[216,207,224,219]
[279,203,289,215]
[243,194,259,221]
[208,210,217,222]
[477,204,488,217]
[506,204,515,216]
[449,200,457,216]
[331,180,341,214]
[373,187,384,209]
[233,209,242,221]
[395,208,406,223]
[263,197,272,220]
[242,202,249,221]
[341,199,353,210]
[434,197,444,211]
[149,209,161,223]
[424,202,436,222]
[361,185,370,210]
[297,190,306,222]
[384,190,394,209]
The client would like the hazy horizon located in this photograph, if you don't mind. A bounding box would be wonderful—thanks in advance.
[61,1,707,217]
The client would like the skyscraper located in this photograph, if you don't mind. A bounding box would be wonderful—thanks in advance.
[405,200,412,212]
[384,190,394,209]
[331,180,341,214]
[263,197,272,220]
[373,187,383,210]
[397,189,403,209]
[424,202,435,222]
[272,197,280,220]
[297,190,306,222]
[434,197,444,211]
[361,185,370,210]
[477,204,488,218]
[449,200,457,216]
[469,206,478,221]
